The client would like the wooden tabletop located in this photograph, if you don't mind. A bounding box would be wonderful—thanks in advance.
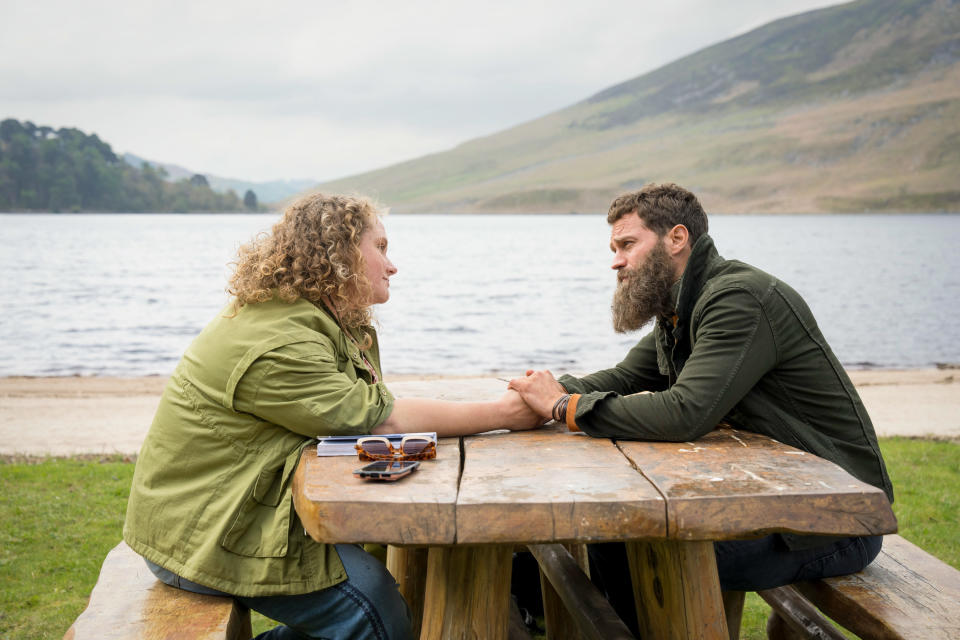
[293,424,897,546]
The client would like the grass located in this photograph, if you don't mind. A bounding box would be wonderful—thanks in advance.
[0,457,133,638]
[1,437,957,639]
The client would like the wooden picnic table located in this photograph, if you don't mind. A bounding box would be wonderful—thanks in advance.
[293,419,896,639]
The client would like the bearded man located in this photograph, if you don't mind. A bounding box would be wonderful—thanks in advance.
[509,182,893,634]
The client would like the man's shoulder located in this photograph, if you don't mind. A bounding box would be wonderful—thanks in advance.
[693,258,814,326]
[697,258,778,302]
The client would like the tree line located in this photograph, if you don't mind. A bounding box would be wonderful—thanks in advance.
[0,119,260,212]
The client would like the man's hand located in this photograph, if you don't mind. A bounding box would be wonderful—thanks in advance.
[496,389,546,430]
[508,370,567,420]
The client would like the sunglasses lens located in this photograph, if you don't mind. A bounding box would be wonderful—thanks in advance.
[402,438,431,455]
[361,440,392,456]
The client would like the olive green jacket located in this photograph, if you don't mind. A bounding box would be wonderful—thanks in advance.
[560,235,893,529]
[123,297,395,597]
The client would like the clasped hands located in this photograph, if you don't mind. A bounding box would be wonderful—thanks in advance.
[497,369,568,430]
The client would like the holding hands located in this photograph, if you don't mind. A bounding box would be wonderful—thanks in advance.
[508,370,568,422]
[496,389,548,430]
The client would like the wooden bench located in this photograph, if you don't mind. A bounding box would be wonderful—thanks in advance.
[64,542,251,640]
[761,534,960,639]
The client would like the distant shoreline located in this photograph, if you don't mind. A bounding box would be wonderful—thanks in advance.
[1,365,957,385]
[1,369,957,457]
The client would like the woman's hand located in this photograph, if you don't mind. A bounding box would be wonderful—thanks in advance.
[496,389,546,431]
[508,370,567,420]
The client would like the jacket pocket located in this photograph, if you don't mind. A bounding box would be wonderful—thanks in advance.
[219,446,302,558]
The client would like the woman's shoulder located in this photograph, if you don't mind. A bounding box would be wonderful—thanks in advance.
[232,295,333,327]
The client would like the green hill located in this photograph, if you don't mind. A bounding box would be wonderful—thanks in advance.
[316,0,960,213]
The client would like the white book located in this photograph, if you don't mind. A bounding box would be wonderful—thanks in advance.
[315,432,438,456]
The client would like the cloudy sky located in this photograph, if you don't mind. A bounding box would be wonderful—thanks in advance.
[2,0,844,183]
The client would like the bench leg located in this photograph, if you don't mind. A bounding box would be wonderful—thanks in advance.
[538,543,589,640]
[758,586,847,640]
[228,605,252,640]
[386,546,429,639]
[419,545,513,640]
[530,543,634,640]
[722,591,745,640]
[626,540,729,640]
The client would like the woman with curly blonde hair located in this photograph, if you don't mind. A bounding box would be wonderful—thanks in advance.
[123,193,540,640]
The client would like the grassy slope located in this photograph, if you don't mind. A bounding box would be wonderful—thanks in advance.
[1,437,957,639]
[317,0,960,213]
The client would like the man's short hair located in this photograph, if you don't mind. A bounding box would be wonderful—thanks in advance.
[607,183,708,243]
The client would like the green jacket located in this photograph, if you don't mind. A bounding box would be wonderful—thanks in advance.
[560,234,893,517]
[123,297,395,597]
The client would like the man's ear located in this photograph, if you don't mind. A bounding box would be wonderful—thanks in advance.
[665,224,690,256]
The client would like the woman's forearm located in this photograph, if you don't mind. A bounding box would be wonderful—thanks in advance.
[372,394,539,436]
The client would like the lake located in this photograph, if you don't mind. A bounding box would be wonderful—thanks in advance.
[1,213,958,377]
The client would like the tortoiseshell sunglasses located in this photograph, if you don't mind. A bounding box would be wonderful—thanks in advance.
[355,435,437,461]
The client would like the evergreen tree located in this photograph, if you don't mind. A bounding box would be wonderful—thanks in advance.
[0,118,246,212]
[243,189,258,211]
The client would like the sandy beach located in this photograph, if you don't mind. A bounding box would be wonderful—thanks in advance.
[1,369,957,457]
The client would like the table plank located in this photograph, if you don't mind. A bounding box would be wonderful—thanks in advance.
[292,438,461,545]
[456,424,667,544]
[617,429,897,540]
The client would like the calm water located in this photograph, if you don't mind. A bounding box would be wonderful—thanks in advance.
[1,213,958,377]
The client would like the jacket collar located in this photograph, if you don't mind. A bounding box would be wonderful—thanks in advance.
[673,233,723,331]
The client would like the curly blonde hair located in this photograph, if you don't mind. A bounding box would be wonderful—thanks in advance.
[228,193,381,332]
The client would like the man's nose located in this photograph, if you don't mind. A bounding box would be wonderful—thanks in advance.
[611,252,626,270]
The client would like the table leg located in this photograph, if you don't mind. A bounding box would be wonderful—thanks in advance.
[419,545,513,640]
[626,540,729,640]
[386,546,429,638]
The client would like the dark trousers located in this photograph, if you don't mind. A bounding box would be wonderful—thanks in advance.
[587,534,882,637]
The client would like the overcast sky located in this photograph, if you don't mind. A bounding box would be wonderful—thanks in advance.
[2,0,845,183]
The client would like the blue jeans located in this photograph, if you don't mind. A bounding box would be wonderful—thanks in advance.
[146,544,412,640]
[587,535,882,637]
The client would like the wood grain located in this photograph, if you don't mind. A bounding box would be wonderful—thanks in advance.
[759,585,847,640]
[63,542,249,640]
[419,545,513,640]
[537,543,590,640]
[627,539,729,640]
[456,425,666,544]
[617,429,897,540]
[292,438,460,545]
[794,534,960,639]
[530,543,634,640]
[386,546,429,638]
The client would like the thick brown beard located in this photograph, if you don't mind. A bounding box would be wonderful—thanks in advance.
[611,240,677,333]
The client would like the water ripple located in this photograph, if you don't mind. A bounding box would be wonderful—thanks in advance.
[1,213,959,376]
